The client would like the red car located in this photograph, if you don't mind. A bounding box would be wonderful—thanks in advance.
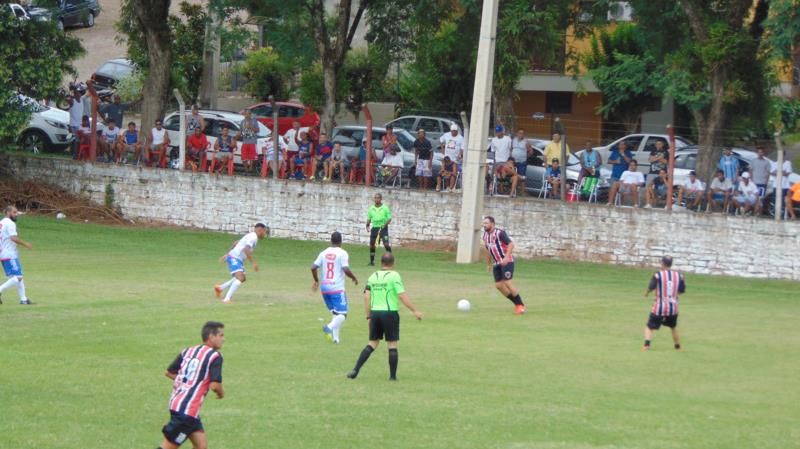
[240,101,320,136]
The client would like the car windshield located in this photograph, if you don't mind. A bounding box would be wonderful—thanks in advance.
[28,0,58,7]
[97,62,134,78]
[255,121,270,138]
[395,131,414,150]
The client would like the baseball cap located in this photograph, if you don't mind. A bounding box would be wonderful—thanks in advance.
[495,125,503,133]
[689,170,697,176]
[742,172,750,178]
[450,123,459,131]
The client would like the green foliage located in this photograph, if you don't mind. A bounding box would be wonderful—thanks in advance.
[0,8,83,145]
[342,48,392,118]
[772,97,800,132]
[240,47,293,101]
[762,0,800,62]
[297,62,344,113]
[114,71,146,104]
[231,0,317,65]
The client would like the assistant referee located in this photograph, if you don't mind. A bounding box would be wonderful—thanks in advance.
[347,253,422,381]
[366,193,392,266]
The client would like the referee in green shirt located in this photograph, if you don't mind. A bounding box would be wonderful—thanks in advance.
[366,193,392,266]
[347,253,423,381]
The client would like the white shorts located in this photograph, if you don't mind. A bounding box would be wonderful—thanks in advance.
[416,159,432,177]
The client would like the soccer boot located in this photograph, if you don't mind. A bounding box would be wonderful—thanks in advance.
[346,370,359,379]
[322,325,333,341]
[20,299,33,305]
[514,304,526,315]
[214,284,222,299]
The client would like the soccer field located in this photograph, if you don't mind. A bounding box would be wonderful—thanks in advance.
[1,217,798,449]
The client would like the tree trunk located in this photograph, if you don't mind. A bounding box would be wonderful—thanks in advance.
[322,63,338,134]
[133,0,172,138]
[493,89,516,132]
[198,9,221,108]
[693,70,728,185]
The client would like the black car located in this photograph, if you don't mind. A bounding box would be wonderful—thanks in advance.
[26,0,100,30]
[92,58,135,90]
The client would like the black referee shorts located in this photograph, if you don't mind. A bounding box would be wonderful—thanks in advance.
[369,310,400,341]
[370,226,389,247]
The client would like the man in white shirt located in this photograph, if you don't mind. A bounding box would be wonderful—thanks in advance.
[440,123,465,166]
[771,159,794,201]
[607,160,646,207]
[99,119,121,163]
[0,206,33,305]
[146,119,171,168]
[732,172,759,215]
[214,223,268,303]
[706,169,732,212]
[380,145,404,186]
[311,231,359,344]
[490,125,512,174]
[677,170,705,210]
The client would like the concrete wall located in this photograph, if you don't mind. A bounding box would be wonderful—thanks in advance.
[3,155,799,281]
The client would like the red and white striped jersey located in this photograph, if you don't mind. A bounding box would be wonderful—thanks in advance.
[482,228,513,266]
[649,270,685,316]
[167,344,223,418]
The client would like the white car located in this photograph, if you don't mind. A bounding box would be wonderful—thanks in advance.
[587,133,694,174]
[162,110,272,166]
[18,96,74,153]
[9,3,30,20]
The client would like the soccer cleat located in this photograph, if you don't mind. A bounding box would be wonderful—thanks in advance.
[0,293,3,304]
[346,370,358,379]
[214,284,222,299]
[514,304,526,315]
[388,376,397,381]
[322,326,333,341]
[642,345,650,351]
[368,262,375,266]
[20,299,33,305]
[222,299,231,304]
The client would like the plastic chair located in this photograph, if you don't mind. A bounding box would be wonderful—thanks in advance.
[209,150,234,175]
[537,171,551,199]
[579,176,599,203]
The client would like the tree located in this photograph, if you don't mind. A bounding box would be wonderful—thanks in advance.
[0,8,83,145]
[341,48,391,121]
[240,47,293,101]
[584,23,660,134]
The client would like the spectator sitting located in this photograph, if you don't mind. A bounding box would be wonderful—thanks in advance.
[325,141,344,183]
[578,140,602,182]
[146,118,171,168]
[495,157,522,198]
[99,119,120,163]
[76,115,92,160]
[706,169,732,213]
[437,156,458,193]
[315,133,333,181]
[186,126,209,172]
[718,147,740,183]
[119,121,141,165]
[297,131,314,180]
[349,139,369,184]
[546,158,562,199]
[213,125,235,174]
[607,159,645,207]
[645,168,670,209]
[380,144,403,186]
[608,140,634,182]
[732,172,759,215]
[787,180,800,220]
[677,170,705,210]
[283,121,302,179]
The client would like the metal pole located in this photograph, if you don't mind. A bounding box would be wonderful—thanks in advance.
[457,0,499,264]
[271,95,279,177]
[363,103,373,186]
[88,80,98,161]
[554,118,567,201]
[774,131,784,221]
[173,88,186,170]
[666,124,676,212]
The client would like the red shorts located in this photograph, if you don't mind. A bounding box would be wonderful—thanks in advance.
[241,143,257,161]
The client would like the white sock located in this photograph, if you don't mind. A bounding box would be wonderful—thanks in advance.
[330,314,346,342]
[0,277,18,293]
[219,278,235,291]
[17,279,27,302]
[223,279,242,301]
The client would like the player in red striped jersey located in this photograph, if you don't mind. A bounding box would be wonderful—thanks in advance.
[482,216,526,314]
[643,256,686,351]
[157,321,225,449]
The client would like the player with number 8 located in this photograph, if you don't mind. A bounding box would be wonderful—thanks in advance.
[311,232,359,344]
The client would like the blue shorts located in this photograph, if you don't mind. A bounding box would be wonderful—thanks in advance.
[2,259,23,277]
[322,290,348,314]
[226,256,244,275]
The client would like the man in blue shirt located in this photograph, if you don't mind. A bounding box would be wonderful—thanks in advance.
[608,140,634,182]
[718,147,740,183]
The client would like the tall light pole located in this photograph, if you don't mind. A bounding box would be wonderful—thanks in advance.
[457,0,499,264]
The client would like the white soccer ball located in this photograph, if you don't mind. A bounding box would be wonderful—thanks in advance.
[457,299,471,312]
[56,212,66,220]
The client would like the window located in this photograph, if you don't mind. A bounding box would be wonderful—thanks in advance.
[163,115,181,132]
[643,137,668,153]
[251,105,272,117]
[388,117,414,130]
[545,92,572,114]
[675,154,696,170]
[203,119,217,136]
[618,135,644,152]
[417,118,441,134]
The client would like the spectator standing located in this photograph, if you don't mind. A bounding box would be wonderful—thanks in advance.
[677,171,705,210]
[731,172,759,215]
[437,156,458,192]
[120,121,141,165]
[608,140,633,182]
[239,109,260,174]
[186,105,205,135]
[607,160,645,207]
[213,125,235,174]
[186,127,209,172]
[749,147,771,197]
[67,89,84,158]
[283,121,302,179]
[314,133,333,181]
[770,157,793,207]
[648,140,669,176]
[511,129,534,179]
[146,119,171,168]
[413,129,433,190]
[490,125,512,175]
[718,147,740,183]
[349,139,370,184]
[578,140,602,182]
[99,95,137,129]
[440,124,465,168]
[543,133,570,170]
[645,168,670,209]
[706,169,732,213]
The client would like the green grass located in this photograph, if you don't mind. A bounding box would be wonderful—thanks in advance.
[1,217,798,449]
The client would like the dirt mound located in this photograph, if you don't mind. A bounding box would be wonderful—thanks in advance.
[403,239,457,253]
[0,179,127,225]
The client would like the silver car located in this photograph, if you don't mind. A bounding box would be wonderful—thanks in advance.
[586,133,694,174]
[385,115,462,142]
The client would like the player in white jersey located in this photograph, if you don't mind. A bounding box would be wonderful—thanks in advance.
[0,206,33,305]
[311,232,358,343]
[214,223,268,303]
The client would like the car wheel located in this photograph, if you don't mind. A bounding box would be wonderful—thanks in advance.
[57,19,65,32]
[20,130,49,154]
[86,12,94,27]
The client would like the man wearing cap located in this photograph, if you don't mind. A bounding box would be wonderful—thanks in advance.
[732,172,759,215]
[490,125,512,176]
[543,133,570,171]
[440,123,465,168]
[677,171,704,210]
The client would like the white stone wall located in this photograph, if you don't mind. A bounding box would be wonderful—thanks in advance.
[4,155,799,281]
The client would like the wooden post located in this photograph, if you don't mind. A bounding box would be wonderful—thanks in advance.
[666,125,677,212]
[363,103,373,186]
[88,80,98,161]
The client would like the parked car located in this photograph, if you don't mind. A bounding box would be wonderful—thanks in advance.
[240,101,320,136]
[9,3,31,20]
[582,133,694,174]
[91,59,135,91]
[26,0,100,30]
[17,95,74,153]
[162,110,272,167]
[672,147,800,193]
[385,115,462,142]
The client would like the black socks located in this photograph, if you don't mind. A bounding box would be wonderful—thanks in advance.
[353,345,374,373]
[506,293,524,306]
[388,348,398,379]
